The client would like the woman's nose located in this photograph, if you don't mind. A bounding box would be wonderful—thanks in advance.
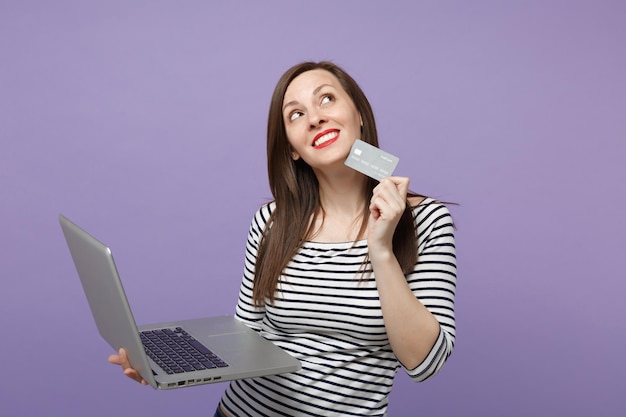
[308,110,326,128]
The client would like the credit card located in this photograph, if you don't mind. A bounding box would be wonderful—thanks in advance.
[344,139,399,180]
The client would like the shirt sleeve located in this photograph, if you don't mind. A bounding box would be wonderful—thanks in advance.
[403,201,457,382]
[233,203,274,331]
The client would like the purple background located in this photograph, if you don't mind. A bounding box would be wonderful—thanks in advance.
[2,1,625,416]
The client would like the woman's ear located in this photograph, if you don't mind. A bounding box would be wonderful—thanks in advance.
[290,147,300,161]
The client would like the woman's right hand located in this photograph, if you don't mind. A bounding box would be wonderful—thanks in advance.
[108,348,148,386]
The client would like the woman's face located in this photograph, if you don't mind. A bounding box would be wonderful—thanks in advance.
[282,69,362,171]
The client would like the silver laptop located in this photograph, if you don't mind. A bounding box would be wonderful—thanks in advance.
[59,214,300,390]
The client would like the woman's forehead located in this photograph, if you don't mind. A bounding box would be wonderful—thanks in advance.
[284,69,342,99]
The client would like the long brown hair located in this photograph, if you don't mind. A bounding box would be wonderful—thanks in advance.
[253,61,419,306]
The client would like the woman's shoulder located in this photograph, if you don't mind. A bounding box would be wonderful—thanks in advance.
[249,201,276,231]
[256,200,276,215]
[408,195,427,207]
[409,196,453,222]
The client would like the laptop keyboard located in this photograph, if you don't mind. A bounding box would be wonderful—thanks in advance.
[140,327,228,374]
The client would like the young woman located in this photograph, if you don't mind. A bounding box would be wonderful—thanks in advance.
[110,61,457,417]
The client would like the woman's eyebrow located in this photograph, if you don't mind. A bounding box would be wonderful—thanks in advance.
[312,83,333,96]
[282,99,298,112]
[283,84,334,112]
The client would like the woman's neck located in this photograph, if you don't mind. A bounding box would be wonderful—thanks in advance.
[316,169,368,216]
[308,169,370,242]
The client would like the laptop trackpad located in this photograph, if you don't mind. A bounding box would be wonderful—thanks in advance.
[204,332,267,353]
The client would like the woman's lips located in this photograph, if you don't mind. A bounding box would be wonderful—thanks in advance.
[312,130,339,149]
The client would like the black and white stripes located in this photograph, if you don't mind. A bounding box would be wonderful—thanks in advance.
[220,199,457,416]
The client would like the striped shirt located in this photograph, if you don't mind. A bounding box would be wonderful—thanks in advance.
[219,198,457,416]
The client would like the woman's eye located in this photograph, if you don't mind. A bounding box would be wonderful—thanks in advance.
[321,95,333,105]
[289,111,303,122]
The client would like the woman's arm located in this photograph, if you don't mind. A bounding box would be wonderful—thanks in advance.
[233,203,274,330]
[368,178,456,377]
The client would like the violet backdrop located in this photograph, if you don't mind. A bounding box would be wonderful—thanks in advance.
[1,1,624,416]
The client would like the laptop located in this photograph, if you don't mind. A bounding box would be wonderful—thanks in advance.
[58,214,300,390]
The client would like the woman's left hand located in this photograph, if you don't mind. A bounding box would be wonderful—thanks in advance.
[367,176,409,254]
